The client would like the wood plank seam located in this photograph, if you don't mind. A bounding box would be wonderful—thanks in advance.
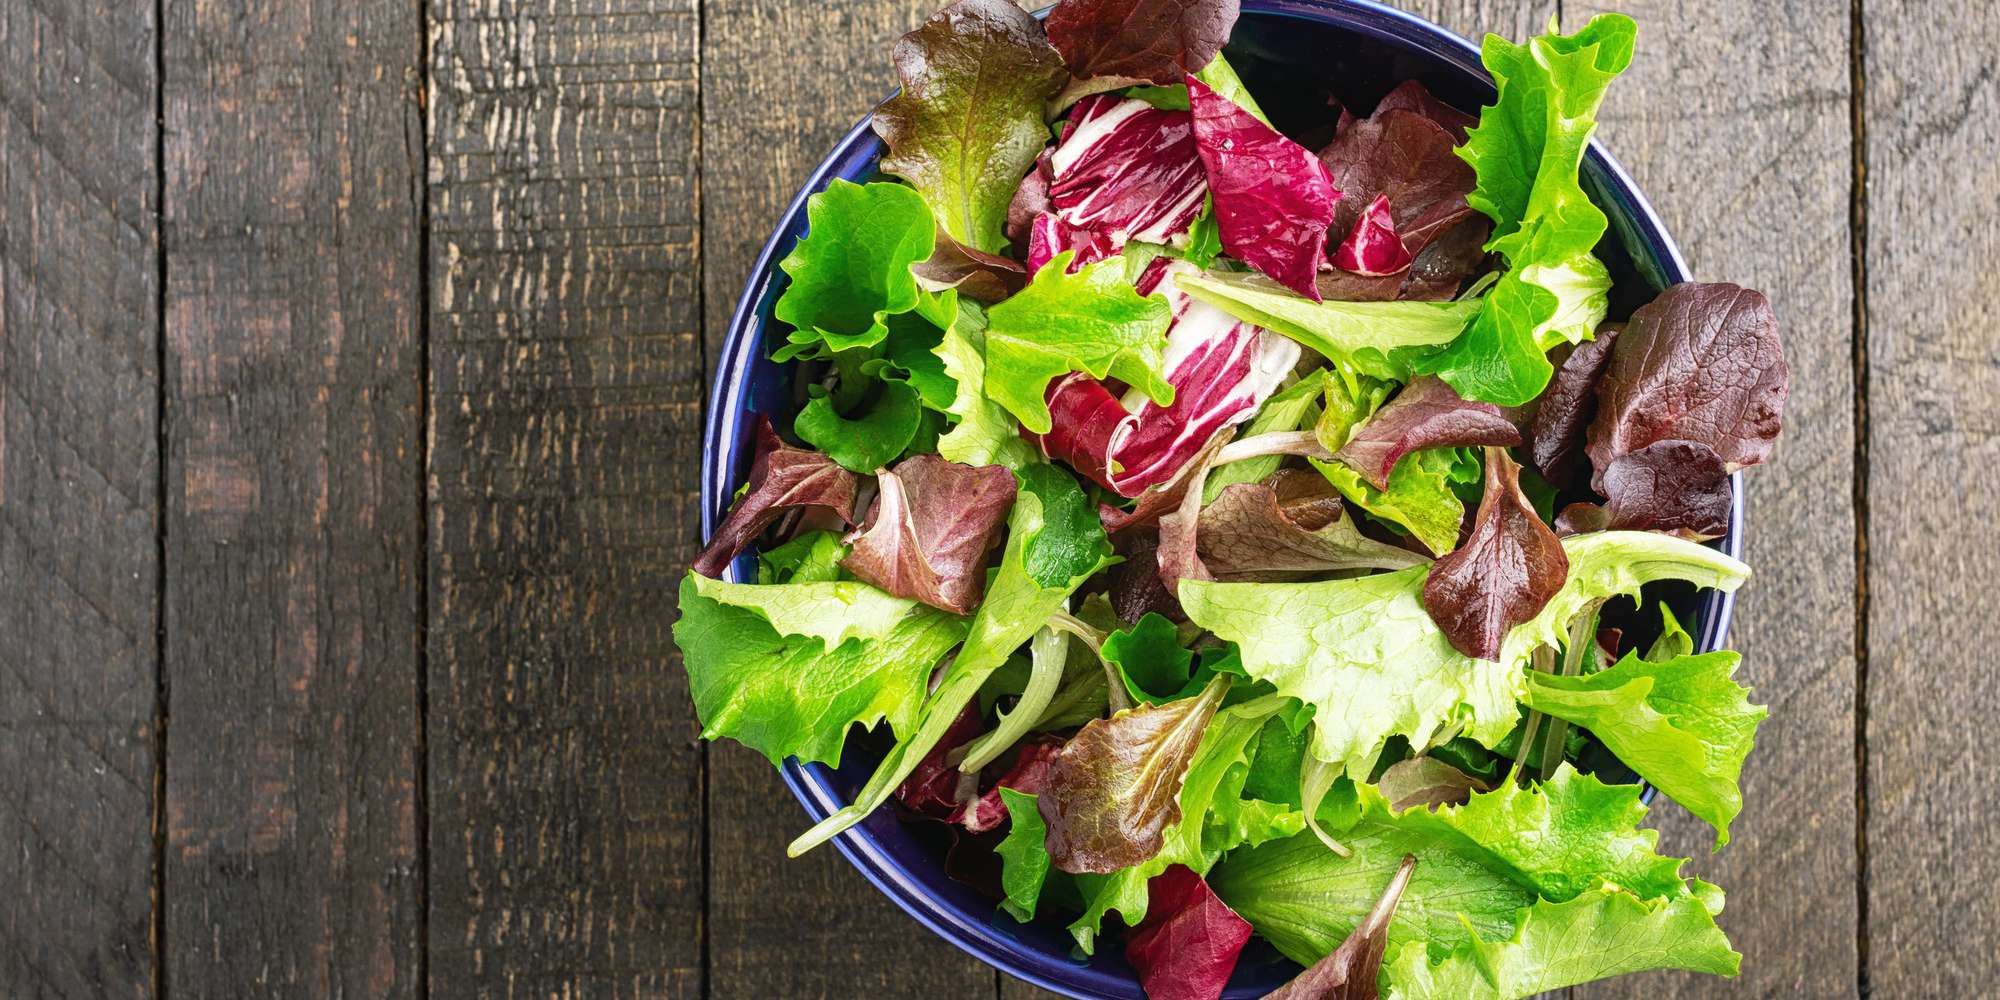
[1847,1,1871,997]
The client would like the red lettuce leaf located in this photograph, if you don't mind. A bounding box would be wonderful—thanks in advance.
[692,417,858,577]
[951,735,1065,833]
[1124,864,1255,1000]
[1049,95,1209,246]
[1265,855,1416,1000]
[1374,755,1490,812]
[896,702,988,817]
[1329,194,1414,277]
[1318,82,1482,299]
[1334,376,1521,491]
[1039,674,1230,873]
[1348,78,1476,138]
[1587,282,1788,489]
[1193,472,1427,580]
[1046,0,1238,89]
[914,233,1029,303]
[1527,324,1620,483]
[1110,529,1187,622]
[1554,501,1611,538]
[842,454,1018,614]
[1595,438,1734,539]
[1188,76,1341,300]
[1007,148,1057,253]
[1421,447,1568,660]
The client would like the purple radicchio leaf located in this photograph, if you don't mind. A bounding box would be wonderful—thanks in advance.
[1527,324,1620,483]
[1187,76,1342,300]
[1594,438,1734,539]
[1048,95,1209,248]
[1264,854,1417,1000]
[841,454,1018,614]
[1124,864,1256,1000]
[1027,213,1124,276]
[691,416,857,577]
[913,233,1029,303]
[1587,282,1789,490]
[1374,755,1491,812]
[1038,262,1298,498]
[1039,672,1230,873]
[1318,82,1484,300]
[1046,0,1239,91]
[950,734,1065,833]
[1328,194,1413,277]
[1334,376,1521,491]
[1421,447,1569,660]
[1192,471,1427,581]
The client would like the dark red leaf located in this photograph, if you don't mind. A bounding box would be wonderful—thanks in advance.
[1046,0,1238,87]
[1188,76,1342,300]
[896,702,987,817]
[1318,82,1481,299]
[1040,674,1229,873]
[1334,376,1521,491]
[1528,324,1620,483]
[842,454,1018,614]
[692,417,858,577]
[1329,194,1414,277]
[1554,501,1612,538]
[1125,865,1255,1000]
[1598,439,1733,539]
[951,735,1065,833]
[1422,448,1569,660]
[1587,283,1789,489]
[1265,855,1417,1000]
[1007,148,1057,252]
[1110,529,1187,622]
[1353,79,1476,138]
[914,233,1029,303]
[1375,756,1490,812]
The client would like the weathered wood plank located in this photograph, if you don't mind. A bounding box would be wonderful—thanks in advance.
[698,1,1003,996]
[426,0,706,995]
[1863,2,2000,994]
[159,0,426,993]
[0,0,159,995]
[1566,1,1858,997]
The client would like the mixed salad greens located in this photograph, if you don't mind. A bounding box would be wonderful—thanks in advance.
[676,1,1790,997]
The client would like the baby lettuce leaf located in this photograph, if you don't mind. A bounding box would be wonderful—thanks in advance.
[1046,0,1238,96]
[1177,270,1480,381]
[787,476,1114,856]
[1318,81,1483,299]
[1188,77,1342,299]
[874,312,960,412]
[673,573,968,766]
[998,788,1055,921]
[1265,854,1416,1000]
[1522,648,1768,848]
[1195,474,1427,580]
[692,418,858,577]
[755,530,848,585]
[793,380,925,473]
[1042,673,1232,874]
[1647,603,1694,661]
[1421,448,1569,660]
[1334,377,1521,491]
[1374,755,1490,813]
[1102,613,1198,705]
[912,233,1029,304]
[933,297,1041,470]
[875,0,1068,253]
[1506,531,1749,665]
[1312,449,1470,559]
[983,251,1176,435]
[688,574,919,648]
[954,735,1064,832]
[1596,438,1734,539]
[1181,565,1514,776]
[841,454,1018,614]
[1210,767,1718,972]
[771,180,935,361]
[1586,282,1789,487]
[1419,16,1635,405]
[1124,865,1256,1000]
[1526,325,1619,482]
[1385,889,1739,999]
[1203,371,1327,502]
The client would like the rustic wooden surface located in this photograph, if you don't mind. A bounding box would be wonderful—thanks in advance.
[2,0,1990,997]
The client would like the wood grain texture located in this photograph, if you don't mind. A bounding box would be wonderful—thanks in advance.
[1565,2,1859,997]
[698,1,1004,996]
[0,0,159,995]
[1863,1,2000,994]
[425,0,706,996]
[160,0,426,993]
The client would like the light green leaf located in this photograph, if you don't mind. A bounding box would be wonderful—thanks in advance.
[756,530,848,585]
[1205,371,1327,503]
[933,297,1039,469]
[772,180,935,360]
[689,574,921,648]
[998,788,1053,922]
[1523,649,1767,848]
[984,252,1175,435]
[794,380,925,473]
[1314,450,1469,558]
[1524,253,1611,350]
[1192,51,1272,127]
[1177,269,1480,381]
[1646,603,1694,661]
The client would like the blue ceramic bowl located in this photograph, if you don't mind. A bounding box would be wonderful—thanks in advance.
[701,2,1743,996]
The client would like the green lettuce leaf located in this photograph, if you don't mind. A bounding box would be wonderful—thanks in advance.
[772,180,935,361]
[1176,269,1481,381]
[1523,649,1768,848]
[1385,889,1738,999]
[933,297,1039,469]
[998,788,1053,922]
[874,0,1068,252]
[1420,15,1635,405]
[983,252,1176,434]
[875,312,958,411]
[756,530,848,585]
[1646,602,1694,660]
[675,573,968,766]
[1313,450,1470,558]
[787,471,1113,855]
[688,574,920,647]
[1101,612,1197,705]
[794,380,925,473]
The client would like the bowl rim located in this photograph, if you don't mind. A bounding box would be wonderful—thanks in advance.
[699,1,1743,996]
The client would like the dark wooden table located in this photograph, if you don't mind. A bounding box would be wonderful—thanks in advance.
[1,0,1989,996]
